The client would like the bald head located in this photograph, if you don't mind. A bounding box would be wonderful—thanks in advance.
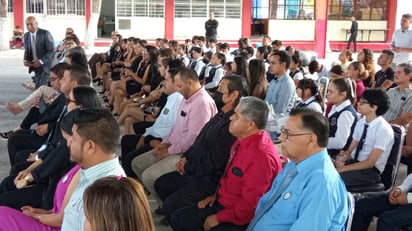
[25,16,38,33]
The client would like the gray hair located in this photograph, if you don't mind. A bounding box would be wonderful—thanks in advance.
[238,96,268,129]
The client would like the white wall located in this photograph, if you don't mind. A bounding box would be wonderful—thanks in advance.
[117,17,165,39]
[268,20,315,41]
[328,20,387,41]
[35,16,87,44]
[174,18,242,40]
[7,13,14,38]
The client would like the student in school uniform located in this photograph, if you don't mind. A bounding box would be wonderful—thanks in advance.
[204,53,226,92]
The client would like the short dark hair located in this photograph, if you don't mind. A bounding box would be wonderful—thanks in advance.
[257,46,269,60]
[176,66,199,82]
[330,64,345,76]
[222,74,249,107]
[65,65,91,86]
[381,49,394,63]
[271,39,282,47]
[73,108,119,153]
[398,63,412,75]
[272,50,291,70]
[214,53,226,65]
[308,60,320,74]
[289,108,329,147]
[51,62,70,78]
[191,46,202,54]
[72,86,102,109]
[361,89,390,116]
[402,13,412,20]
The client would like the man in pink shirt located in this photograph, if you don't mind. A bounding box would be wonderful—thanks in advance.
[132,67,217,208]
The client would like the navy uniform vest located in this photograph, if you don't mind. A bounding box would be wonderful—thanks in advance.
[328,104,359,157]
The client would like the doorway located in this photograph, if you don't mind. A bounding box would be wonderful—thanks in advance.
[99,0,115,37]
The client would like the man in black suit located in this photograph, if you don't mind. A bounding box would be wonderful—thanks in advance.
[23,16,55,89]
[346,16,358,52]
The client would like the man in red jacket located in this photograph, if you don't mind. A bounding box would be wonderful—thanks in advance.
[170,96,282,231]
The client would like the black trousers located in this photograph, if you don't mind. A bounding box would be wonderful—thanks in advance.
[120,134,160,178]
[0,174,47,210]
[347,32,358,52]
[170,200,247,231]
[7,129,46,166]
[351,194,412,231]
[340,167,380,186]
[155,171,217,220]
[20,107,41,130]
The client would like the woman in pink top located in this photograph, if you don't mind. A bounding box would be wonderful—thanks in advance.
[0,165,80,231]
[346,61,366,108]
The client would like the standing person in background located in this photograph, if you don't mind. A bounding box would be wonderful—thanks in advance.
[12,25,24,49]
[205,12,218,48]
[391,13,412,66]
[346,16,358,52]
[23,16,55,89]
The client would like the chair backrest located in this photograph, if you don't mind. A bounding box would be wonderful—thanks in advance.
[345,192,355,231]
[317,76,329,101]
[380,124,405,190]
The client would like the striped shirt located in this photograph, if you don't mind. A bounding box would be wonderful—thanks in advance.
[391,28,412,64]
[61,157,125,231]
[383,87,412,121]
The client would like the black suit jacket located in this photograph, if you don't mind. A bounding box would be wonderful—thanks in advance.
[23,28,55,73]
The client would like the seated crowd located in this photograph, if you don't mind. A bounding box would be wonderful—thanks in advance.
[1,29,412,231]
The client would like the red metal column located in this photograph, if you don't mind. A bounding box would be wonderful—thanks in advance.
[86,0,91,28]
[386,0,397,42]
[14,0,24,28]
[164,0,174,39]
[315,0,328,58]
[241,0,252,38]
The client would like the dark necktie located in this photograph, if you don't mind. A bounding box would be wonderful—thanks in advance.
[354,124,369,161]
[247,164,298,231]
[31,34,38,60]
[190,60,197,69]
[296,101,306,108]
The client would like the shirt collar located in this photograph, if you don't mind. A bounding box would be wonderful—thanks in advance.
[81,156,119,182]
[331,99,352,113]
[289,148,328,173]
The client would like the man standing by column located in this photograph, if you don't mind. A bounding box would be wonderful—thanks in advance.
[23,16,55,89]
[347,16,358,52]
[205,11,218,48]
[391,13,412,66]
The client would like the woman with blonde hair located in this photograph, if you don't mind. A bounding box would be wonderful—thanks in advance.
[83,176,155,231]
[357,48,376,87]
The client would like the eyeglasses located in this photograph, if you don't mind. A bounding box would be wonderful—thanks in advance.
[358,99,370,105]
[280,128,312,140]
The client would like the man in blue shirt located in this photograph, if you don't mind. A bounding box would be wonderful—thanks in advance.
[247,108,348,230]
[265,50,296,115]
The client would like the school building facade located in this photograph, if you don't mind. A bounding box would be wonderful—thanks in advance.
[7,0,409,58]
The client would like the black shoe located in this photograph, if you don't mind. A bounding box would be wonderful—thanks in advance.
[98,89,106,94]
[92,77,102,83]
[160,217,169,226]
[0,130,13,139]
[154,207,164,215]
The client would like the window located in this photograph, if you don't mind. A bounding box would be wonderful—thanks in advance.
[8,0,13,13]
[328,0,387,20]
[47,0,85,15]
[175,0,241,18]
[25,0,85,15]
[26,0,44,14]
[118,0,164,17]
[269,0,315,20]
